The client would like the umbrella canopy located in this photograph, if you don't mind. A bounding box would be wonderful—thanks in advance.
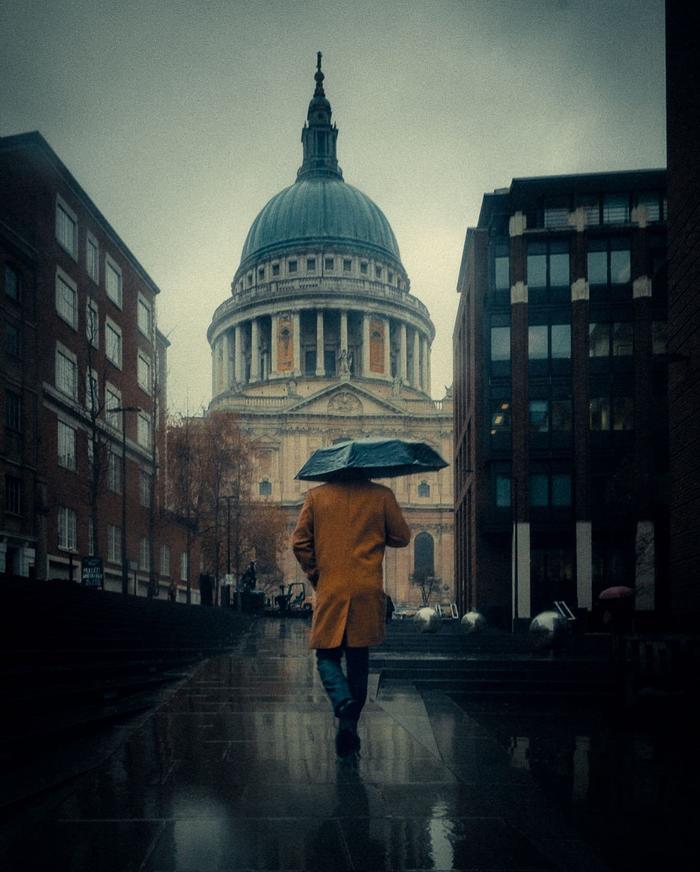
[599,585,634,601]
[295,438,449,482]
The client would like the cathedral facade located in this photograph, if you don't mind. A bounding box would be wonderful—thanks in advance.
[207,57,453,607]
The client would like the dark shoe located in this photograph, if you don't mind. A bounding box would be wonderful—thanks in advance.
[336,728,360,757]
[335,698,361,720]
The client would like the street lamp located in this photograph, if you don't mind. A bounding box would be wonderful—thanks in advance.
[108,405,141,595]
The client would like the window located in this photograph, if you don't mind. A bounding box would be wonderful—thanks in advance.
[105,257,123,307]
[551,474,572,507]
[137,411,151,449]
[105,385,121,430]
[5,390,22,432]
[494,243,510,291]
[652,321,667,355]
[5,475,21,515]
[529,474,549,507]
[324,257,334,270]
[343,258,352,272]
[490,326,511,362]
[55,270,77,327]
[360,262,368,275]
[603,193,630,224]
[137,351,152,393]
[56,198,77,257]
[637,192,661,223]
[105,319,122,368]
[551,399,572,431]
[529,400,549,432]
[375,265,382,279]
[107,524,121,563]
[490,399,511,435]
[288,259,297,273]
[589,322,633,357]
[139,470,151,507]
[543,197,569,228]
[108,451,122,493]
[86,298,99,347]
[528,325,548,360]
[139,537,150,571]
[257,266,265,280]
[5,265,20,300]
[417,480,431,498]
[551,324,571,358]
[612,396,634,430]
[529,323,570,361]
[612,323,634,356]
[160,545,171,577]
[527,239,569,299]
[5,322,21,357]
[180,551,188,582]
[307,257,316,272]
[589,397,611,431]
[137,296,152,338]
[86,234,99,282]
[388,270,393,283]
[57,421,76,470]
[589,323,610,357]
[587,238,631,286]
[576,194,600,226]
[272,262,280,276]
[58,506,77,551]
[590,394,633,431]
[56,344,77,399]
[259,479,272,497]
[495,474,511,508]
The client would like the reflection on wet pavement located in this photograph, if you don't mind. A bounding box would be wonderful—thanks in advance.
[0,619,621,871]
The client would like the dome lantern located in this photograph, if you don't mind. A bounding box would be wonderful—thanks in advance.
[297,51,343,182]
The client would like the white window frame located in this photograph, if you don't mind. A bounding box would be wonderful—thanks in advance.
[139,537,150,571]
[56,196,77,259]
[137,294,152,339]
[107,524,122,564]
[107,450,122,493]
[105,254,123,308]
[160,545,171,577]
[55,267,78,328]
[58,505,77,552]
[86,297,99,348]
[105,383,122,430]
[105,317,122,369]
[57,420,77,471]
[55,342,78,400]
[86,232,99,283]
[137,350,152,394]
[137,411,151,450]
[139,469,151,507]
[180,551,188,582]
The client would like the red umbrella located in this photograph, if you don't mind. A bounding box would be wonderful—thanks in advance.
[599,586,634,600]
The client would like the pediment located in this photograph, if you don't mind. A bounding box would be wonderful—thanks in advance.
[284,383,406,418]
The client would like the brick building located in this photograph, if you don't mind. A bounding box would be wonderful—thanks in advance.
[0,132,195,600]
[666,0,700,627]
[454,171,668,628]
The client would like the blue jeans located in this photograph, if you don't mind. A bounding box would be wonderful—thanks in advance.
[316,644,369,721]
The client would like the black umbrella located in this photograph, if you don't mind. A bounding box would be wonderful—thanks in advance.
[295,437,449,482]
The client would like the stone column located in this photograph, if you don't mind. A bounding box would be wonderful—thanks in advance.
[270,314,279,375]
[420,335,428,390]
[226,330,235,388]
[412,330,420,387]
[426,339,432,396]
[315,310,325,376]
[292,311,301,375]
[211,346,217,396]
[234,324,244,384]
[362,313,370,375]
[250,318,260,381]
[399,322,407,382]
[383,317,391,376]
[340,310,348,353]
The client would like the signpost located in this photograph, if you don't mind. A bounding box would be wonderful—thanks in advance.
[81,556,103,589]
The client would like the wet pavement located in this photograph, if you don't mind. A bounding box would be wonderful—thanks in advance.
[1,618,684,871]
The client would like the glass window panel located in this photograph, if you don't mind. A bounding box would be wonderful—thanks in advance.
[495,475,511,508]
[551,399,572,431]
[638,192,660,222]
[529,400,549,432]
[612,396,634,430]
[494,256,510,290]
[106,262,122,306]
[5,265,20,300]
[603,194,630,223]
[589,397,611,430]
[549,252,570,287]
[652,321,667,355]
[529,474,549,507]
[577,195,599,225]
[490,326,511,362]
[587,251,608,284]
[527,254,547,288]
[56,275,77,326]
[610,249,630,284]
[551,324,571,359]
[612,323,634,356]
[589,323,610,357]
[490,399,511,434]
[528,325,548,359]
[552,474,572,506]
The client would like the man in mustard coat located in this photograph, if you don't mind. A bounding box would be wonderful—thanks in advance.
[292,478,411,756]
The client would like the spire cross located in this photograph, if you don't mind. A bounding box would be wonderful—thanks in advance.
[317,51,322,72]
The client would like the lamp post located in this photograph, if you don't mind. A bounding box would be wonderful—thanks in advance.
[108,405,141,595]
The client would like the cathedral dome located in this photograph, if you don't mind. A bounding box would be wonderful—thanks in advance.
[239,177,401,268]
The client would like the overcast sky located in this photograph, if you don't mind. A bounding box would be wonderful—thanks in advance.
[0,0,666,410]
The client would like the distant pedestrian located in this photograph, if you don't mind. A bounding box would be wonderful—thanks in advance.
[292,479,410,757]
[168,581,177,603]
[385,595,395,623]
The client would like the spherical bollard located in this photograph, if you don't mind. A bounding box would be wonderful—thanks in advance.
[529,610,568,650]
[415,606,441,633]
[460,611,487,634]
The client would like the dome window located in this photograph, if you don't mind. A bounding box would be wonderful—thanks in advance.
[258,267,265,280]
[360,262,368,275]
[247,272,253,286]
[288,259,297,273]
[259,479,272,497]
[343,258,352,272]
[375,265,382,279]
[417,480,430,498]
[307,257,316,272]
[324,257,334,270]
[272,263,280,276]
[388,270,394,283]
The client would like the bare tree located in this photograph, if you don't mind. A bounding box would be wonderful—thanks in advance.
[411,567,441,607]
